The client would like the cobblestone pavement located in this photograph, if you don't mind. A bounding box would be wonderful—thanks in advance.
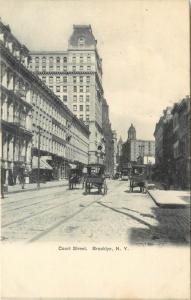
[1,180,190,245]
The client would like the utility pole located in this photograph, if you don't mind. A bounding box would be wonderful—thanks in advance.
[37,125,41,189]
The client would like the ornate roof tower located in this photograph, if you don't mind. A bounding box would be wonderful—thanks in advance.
[128,124,136,140]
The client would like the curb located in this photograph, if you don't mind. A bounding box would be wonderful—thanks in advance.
[5,182,68,195]
[147,190,189,208]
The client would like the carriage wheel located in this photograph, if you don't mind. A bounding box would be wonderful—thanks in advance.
[130,180,134,192]
[102,182,107,195]
[104,183,107,195]
[85,183,89,194]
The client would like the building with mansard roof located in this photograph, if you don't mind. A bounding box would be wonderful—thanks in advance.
[30,24,110,165]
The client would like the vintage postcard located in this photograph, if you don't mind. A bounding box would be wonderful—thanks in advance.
[0,0,190,299]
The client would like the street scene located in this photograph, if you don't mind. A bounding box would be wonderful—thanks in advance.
[0,2,190,246]
[1,179,190,244]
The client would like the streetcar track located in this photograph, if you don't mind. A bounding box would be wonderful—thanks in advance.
[27,184,118,243]
[2,181,123,241]
[2,194,86,228]
[1,186,69,207]
[28,194,103,243]
[3,188,80,213]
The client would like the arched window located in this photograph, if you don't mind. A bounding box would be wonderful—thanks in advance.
[42,56,46,63]
[49,56,53,63]
[78,37,85,47]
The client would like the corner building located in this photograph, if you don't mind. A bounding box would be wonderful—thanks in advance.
[1,20,90,187]
[30,25,105,164]
[0,21,33,186]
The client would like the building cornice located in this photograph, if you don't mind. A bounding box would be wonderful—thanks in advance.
[52,134,67,146]
[0,21,30,55]
[1,120,33,137]
[0,84,33,109]
[30,51,68,55]
[37,71,95,75]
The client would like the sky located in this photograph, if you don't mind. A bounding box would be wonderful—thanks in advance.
[0,0,189,141]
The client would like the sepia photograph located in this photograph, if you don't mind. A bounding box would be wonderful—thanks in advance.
[0,0,190,298]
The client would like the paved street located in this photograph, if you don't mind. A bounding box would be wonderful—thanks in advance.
[1,180,190,245]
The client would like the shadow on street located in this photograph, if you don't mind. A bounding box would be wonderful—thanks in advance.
[97,201,190,246]
[129,206,190,246]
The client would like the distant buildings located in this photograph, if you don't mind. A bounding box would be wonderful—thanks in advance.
[30,25,112,165]
[120,124,155,166]
[112,130,118,174]
[154,96,190,189]
[0,20,90,187]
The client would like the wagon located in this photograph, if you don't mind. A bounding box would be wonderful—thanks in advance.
[85,164,107,195]
[121,169,129,181]
[68,167,84,190]
[129,164,147,193]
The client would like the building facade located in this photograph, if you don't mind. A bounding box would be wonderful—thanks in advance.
[30,25,106,165]
[154,107,172,167]
[0,21,33,187]
[154,97,190,189]
[112,130,118,174]
[0,20,90,187]
[171,97,190,189]
[30,76,90,181]
[102,98,114,175]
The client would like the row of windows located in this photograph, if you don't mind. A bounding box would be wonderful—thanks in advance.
[73,95,90,102]
[72,54,91,63]
[73,105,90,112]
[33,100,66,126]
[51,92,91,104]
[73,76,91,83]
[49,85,90,93]
[78,114,90,122]
[34,65,92,72]
[35,56,67,63]
[33,121,65,140]
[41,75,91,84]
[34,54,92,64]
[73,86,90,92]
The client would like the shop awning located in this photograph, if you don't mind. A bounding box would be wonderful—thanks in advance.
[68,163,77,169]
[32,156,53,170]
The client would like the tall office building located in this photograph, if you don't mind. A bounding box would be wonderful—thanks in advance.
[30,25,106,164]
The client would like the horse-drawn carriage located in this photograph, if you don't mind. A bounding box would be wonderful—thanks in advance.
[85,164,107,195]
[68,165,84,190]
[129,164,147,193]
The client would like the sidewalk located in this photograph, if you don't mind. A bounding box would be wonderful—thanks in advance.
[148,190,190,208]
[4,179,68,195]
